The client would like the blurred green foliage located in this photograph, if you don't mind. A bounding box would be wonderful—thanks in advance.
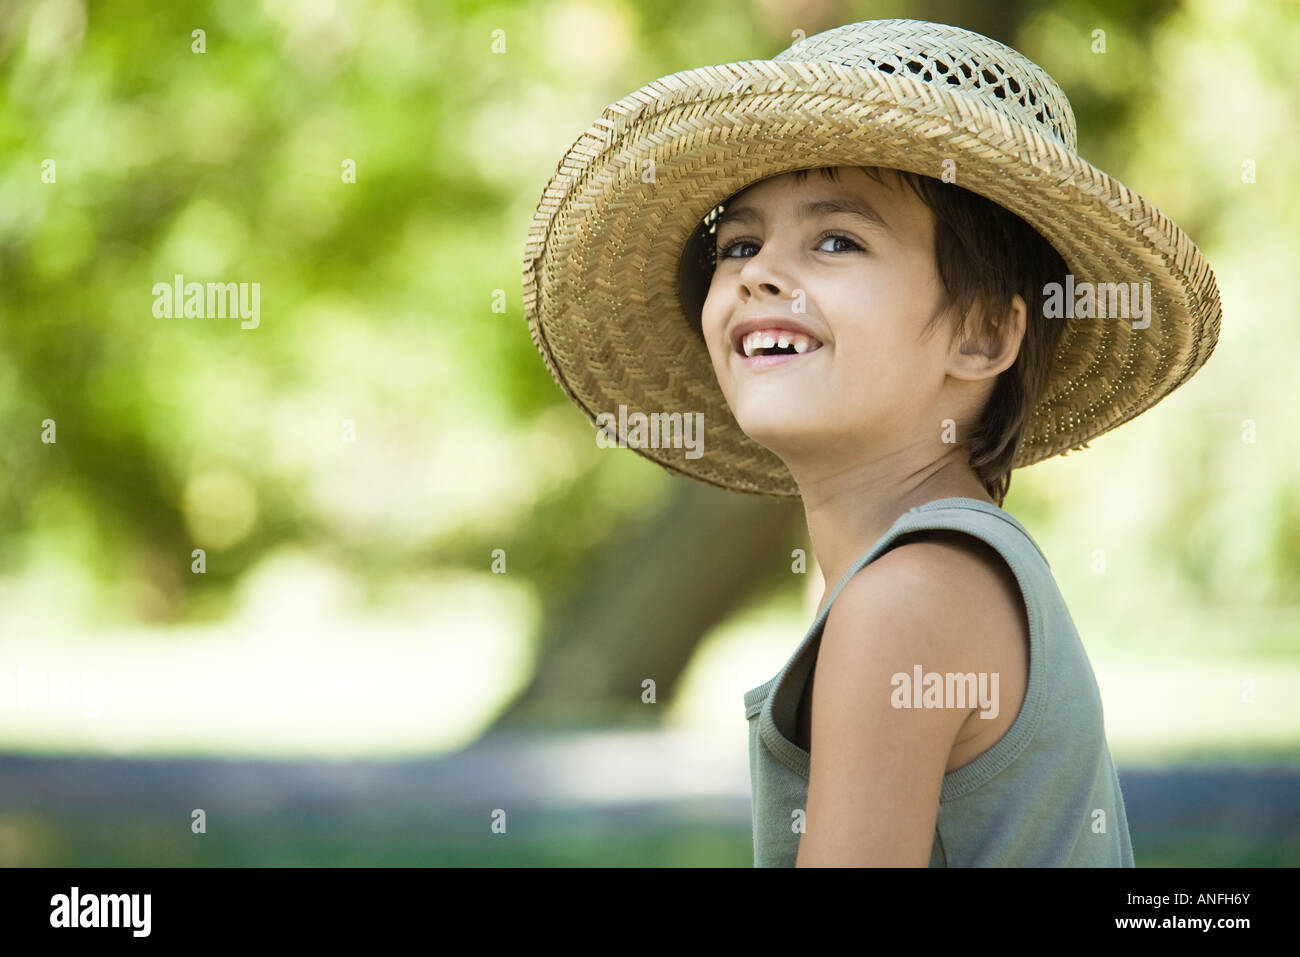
[0,0,1297,735]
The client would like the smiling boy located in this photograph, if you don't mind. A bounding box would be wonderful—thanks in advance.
[701,163,1047,865]
[523,20,1221,866]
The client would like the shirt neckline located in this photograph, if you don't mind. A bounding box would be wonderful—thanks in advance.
[744,494,1051,798]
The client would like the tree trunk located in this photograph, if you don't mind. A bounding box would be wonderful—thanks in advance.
[492,479,805,731]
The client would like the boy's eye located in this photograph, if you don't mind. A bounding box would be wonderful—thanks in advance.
[715,233,864,260]
[716,238,759,259]
[816,233,864,254]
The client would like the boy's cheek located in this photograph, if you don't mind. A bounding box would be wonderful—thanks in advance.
[700,317,729,366]
[710,350,736,395]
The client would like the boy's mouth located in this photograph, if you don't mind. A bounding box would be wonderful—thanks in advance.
[738,329,824,357]
[730,323,826,371]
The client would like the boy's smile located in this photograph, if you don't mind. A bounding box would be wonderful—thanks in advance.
[732,317,826,369]
[736,341,824,371]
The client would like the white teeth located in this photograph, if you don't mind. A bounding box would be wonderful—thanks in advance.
[740,329,823,357]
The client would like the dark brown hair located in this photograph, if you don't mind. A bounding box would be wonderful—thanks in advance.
[677,165,1070,506]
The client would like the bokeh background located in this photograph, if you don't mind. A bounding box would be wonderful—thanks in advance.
[1,0,1297,866]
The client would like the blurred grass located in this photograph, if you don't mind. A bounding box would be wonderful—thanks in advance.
[0,807,753,867]
[2,802,1291,867]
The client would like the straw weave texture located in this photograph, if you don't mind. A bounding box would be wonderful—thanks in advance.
[522,20,1221,496]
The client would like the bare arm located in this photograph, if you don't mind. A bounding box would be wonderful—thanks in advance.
[795,534,1024,867]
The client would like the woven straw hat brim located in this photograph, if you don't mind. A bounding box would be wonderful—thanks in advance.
[522,58,1222,497]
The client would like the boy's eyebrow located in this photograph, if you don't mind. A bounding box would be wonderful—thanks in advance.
[713,195,892,235]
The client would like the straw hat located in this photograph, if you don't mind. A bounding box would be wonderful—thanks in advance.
[521,18,1222,497]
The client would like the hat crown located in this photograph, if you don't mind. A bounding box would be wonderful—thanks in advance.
[774,18,1077,153]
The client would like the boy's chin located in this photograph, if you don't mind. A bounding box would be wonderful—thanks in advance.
[732,409,820,449]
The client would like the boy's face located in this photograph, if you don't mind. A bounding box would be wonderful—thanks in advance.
[700,166,974,468]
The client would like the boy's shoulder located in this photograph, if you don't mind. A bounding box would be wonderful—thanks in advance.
[826,526,1030,666]
[815,526,1033,772]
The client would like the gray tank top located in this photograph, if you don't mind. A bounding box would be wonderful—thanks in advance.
[743,496,1135,866]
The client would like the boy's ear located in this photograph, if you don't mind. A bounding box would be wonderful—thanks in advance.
[952,294,1027,378]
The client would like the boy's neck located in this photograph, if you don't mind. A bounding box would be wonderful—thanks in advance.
[798,450,993,621]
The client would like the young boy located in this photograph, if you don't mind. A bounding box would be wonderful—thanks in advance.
[522,19,1221,866]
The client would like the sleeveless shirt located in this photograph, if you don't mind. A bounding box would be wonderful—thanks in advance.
[743,497,1135,866]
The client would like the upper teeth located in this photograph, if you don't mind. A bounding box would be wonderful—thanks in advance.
[741,329,821,357]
